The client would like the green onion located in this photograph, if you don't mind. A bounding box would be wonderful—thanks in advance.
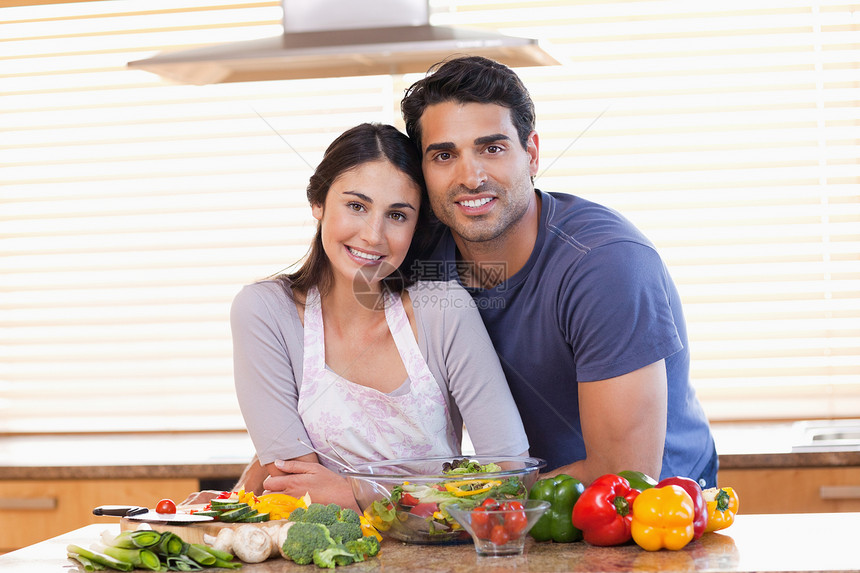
[102,546,161,571]
[105,530,161,549]
[67,544,133,572]
[156,531,186,556]
[192,543,233,561]
[67,552,103,571]
[166,555,203,571]
[184,544,215,566]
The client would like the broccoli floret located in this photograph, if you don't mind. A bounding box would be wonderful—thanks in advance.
[344,536,381,561]
[287,507,306,522]
[337,507,361,526]
[300,503,340,526]
[282,522,336,565]
[328,521,363,544]
[312,545,355,569]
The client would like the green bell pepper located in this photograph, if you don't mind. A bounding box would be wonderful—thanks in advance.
[617,470,658,492]
[528,474,585,542]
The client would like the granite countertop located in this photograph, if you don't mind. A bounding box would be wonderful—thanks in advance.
[1,422,858,481]
[2,513,860,572]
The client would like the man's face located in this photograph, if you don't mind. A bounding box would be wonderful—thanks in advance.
[418,101,539,245]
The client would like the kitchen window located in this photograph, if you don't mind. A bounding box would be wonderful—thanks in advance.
[1,0,858,434]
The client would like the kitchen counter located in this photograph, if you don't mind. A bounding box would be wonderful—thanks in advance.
[2,513,859,572]
[1,423,858,481]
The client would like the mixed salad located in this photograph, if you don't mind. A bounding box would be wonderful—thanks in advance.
[364,458,528,540]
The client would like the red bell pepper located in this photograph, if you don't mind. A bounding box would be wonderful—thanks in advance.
[656,476,707,539]
[571,474,640,546]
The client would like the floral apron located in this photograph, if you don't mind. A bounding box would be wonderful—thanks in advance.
[297,286,459,470]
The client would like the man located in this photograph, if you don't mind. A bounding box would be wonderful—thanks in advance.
[401,56,717,487]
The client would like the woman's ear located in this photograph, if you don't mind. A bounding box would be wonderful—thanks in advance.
[311,203,323,221]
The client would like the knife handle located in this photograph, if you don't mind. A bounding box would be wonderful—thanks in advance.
[93,505,147,516]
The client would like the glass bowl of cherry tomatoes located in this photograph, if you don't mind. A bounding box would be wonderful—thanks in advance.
[446,498,550,557]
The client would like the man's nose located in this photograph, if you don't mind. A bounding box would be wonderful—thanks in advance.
[456,156,487,190]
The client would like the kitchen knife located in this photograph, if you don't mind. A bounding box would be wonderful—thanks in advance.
[125,510,214,523]
[93,505,148,516]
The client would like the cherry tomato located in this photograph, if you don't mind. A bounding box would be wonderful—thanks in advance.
[400,493,420,507]
[470,507,492,539]
[504,508,527,537]
[155,498,177,514]
[490,523,510,546]
[480,497,499,510]
[409,503,438,518]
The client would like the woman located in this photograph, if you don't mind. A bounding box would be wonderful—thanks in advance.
[231,123,528,509]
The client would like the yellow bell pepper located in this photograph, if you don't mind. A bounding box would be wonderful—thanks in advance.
[443,479,502,497]
[255,493,307,521]
[631,484,696,551]
[360,515,383,541]
[703,487,739,532]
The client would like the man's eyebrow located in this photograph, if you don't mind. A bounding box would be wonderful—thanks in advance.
[424,141,454,154]
[424,134,512,155]
[343,190,416,211]
[474,133,511,146]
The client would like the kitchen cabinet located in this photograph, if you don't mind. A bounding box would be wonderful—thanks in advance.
[717,467,860,513]
[0,478,198,552]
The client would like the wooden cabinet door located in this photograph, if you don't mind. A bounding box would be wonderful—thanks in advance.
[0,478,198,552]
[717,467,860,514]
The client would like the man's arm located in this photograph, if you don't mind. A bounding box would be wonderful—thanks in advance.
[543,360,668,485]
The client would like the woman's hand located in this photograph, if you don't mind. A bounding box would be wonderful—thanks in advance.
[264,459,359,512]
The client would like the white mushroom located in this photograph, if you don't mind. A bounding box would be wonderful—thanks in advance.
[232,524,274,563]
[203,527,235,555]
[277,521,295,559]
[264,523,282,557]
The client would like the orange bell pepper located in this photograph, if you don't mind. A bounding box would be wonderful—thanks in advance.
[630,484,695,551]
[703,487,739,532]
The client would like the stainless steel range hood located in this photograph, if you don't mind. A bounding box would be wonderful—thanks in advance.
[126,0,558,85]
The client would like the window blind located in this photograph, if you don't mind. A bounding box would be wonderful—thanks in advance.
[1,0,858,434]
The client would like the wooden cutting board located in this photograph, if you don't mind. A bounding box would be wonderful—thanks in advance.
[119,516,289,545]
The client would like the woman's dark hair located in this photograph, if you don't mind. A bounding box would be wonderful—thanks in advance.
[278,122,429,297]
[401,55,536,151]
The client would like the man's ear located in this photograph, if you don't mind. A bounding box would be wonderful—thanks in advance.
[527,131,540,177]
[311,203,323,221]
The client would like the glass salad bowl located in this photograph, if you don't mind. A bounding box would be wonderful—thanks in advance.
[340,455,545,545]
[446,499,550,556]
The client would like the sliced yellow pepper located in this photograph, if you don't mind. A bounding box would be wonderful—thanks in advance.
[631,484,696,551]
[360,515,383,541]
[703,487,739,532]
[363,507,391,532]
[443,479,502,497]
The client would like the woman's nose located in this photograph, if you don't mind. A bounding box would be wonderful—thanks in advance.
[359,215,383,244]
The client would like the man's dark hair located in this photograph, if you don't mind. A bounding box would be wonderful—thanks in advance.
[401,55,536,151]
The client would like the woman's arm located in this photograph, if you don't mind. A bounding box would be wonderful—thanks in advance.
[231,283,315,471]
[263,457,359,511]
[417,282,530,457]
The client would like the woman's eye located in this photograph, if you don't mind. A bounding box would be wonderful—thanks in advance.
[389,212,407,222]
[346,202,365,212]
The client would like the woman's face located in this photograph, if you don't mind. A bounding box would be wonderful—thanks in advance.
[313,159,421,290]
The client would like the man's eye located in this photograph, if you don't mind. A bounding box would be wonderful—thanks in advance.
[434,152,452,161]
[346,202,365,212]
[486,145,502,154]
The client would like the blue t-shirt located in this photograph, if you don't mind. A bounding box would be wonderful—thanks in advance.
[421,190,717,484]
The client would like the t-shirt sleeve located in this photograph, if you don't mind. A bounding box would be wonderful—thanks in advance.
[564,242,683,382]
[413,282,530,457]
[231,283,311,465]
